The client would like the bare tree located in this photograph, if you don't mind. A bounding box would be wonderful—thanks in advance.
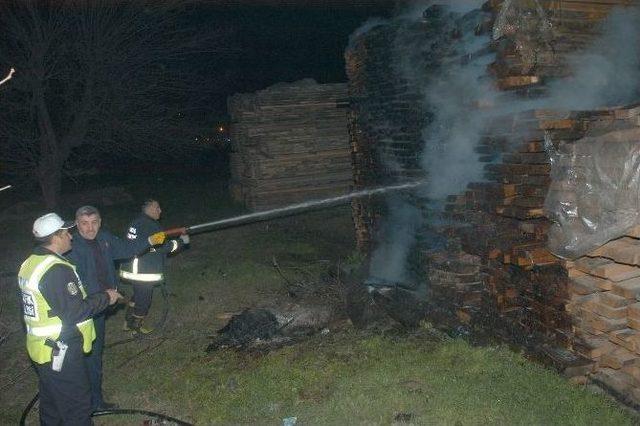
[0,0,229,207]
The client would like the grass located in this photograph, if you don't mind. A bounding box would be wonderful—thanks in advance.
[0,172,636,425]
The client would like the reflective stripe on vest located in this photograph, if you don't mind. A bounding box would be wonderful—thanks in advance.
[18,254,96,364]
[119,257,163,282]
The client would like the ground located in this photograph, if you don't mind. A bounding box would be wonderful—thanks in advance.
[0,172,636,425]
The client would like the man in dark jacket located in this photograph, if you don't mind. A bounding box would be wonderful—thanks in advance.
[19,212,121,425]
[120,199,188,334]
[67,205,163,411]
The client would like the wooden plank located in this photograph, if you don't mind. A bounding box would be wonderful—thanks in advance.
[569,275,603,295]
[612,277,640,299]
[588,237,640,265]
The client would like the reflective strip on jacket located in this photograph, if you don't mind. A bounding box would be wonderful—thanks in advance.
[120,213,180,283]
[119,255,164,283]
[18,254,96,364]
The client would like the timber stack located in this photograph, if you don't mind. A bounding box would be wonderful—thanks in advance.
[490,0,636,91]
[345,19,432,251]
[228,79,352,211]
[347,0,640,404]
[441,106,640,395]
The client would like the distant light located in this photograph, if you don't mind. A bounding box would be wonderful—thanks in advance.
[218,126,224,132]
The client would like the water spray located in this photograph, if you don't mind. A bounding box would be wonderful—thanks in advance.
[164,180,426,237]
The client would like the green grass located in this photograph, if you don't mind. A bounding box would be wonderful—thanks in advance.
[0,173,636,425]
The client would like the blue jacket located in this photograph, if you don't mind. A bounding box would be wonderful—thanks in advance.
[68,229,149,295]
[119,213,183,283]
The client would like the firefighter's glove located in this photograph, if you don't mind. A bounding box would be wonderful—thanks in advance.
[179,234,190,245]
[148,231,166,246]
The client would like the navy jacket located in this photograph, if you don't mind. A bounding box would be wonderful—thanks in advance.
[68,229,149,295]
[119,213,183,283]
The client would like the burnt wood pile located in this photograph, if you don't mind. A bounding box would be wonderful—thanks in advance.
[227,79,352,210]
[345,19,432,251]
[347,0,640,403]
[346,4,497,251]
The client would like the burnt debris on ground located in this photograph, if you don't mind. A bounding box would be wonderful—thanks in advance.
[206,262,436,353]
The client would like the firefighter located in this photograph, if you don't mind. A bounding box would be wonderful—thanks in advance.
[119,199,188,334]
[67,205,159,411]
[18,213,121,425]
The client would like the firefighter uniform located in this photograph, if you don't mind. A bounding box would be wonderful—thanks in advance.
[119,212,183,331]
[19,247,110,425]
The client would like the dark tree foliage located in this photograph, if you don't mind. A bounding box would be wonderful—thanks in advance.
[0,0,231,207]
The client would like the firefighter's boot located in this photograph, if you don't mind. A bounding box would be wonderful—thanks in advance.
[131,315,153,336]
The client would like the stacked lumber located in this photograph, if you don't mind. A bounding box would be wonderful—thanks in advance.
[346,21,430,251]
[346,0,640,401]
[490,0,639,90]
[565,231,640,399]
[440,105,640,392]
[425,252,484,325]
[441,112,570,357]
[227,79,352,211]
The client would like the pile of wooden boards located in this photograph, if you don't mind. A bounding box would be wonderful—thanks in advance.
[443,111,571,358]
[227,79,352,211]
[443,104,640,397]
[566,228,640,400]
[346,0,640,403]
[490,0,638,90]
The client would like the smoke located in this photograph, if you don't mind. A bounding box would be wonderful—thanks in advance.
[420,31,496,198]
[545,8,640,110]
[366,2,493,282]
[368,196,422,283]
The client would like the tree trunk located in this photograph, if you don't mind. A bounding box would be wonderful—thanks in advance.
[37,156,63,209]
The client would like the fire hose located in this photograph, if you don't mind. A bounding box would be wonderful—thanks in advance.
[20,393,193,425]
[161,180,425,238]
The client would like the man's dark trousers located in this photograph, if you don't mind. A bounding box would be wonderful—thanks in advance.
[86,313,106,410]
[35,340,92,425]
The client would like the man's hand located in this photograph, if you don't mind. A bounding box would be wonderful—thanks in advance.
[105,289,123,305]
[179,234,190,245]
[148,231,166,246]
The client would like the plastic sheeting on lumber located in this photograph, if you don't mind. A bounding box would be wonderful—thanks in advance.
[545,127,640,259]
[493,0,553,73]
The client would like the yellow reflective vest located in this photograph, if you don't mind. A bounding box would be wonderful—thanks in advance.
[18,254,96,364]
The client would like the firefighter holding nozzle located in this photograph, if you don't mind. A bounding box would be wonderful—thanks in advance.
[18,213,121,425]
[120,199,189,334]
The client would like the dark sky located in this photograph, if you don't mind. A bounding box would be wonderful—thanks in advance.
[188,3,395,120]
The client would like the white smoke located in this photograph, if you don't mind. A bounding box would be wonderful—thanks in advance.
[420,34,496,199]
[368,196,422,283]
[545,8,640,110]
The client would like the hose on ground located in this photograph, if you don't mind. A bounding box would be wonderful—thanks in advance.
[20,393,193,426]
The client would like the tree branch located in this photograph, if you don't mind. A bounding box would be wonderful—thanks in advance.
[0,68,15,85]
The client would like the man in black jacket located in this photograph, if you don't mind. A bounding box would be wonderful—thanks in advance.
[120,199,188,334]
[19,212,121,425]
[67,205,164,411]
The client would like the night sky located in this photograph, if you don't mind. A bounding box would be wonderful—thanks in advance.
[188,2,395,120]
